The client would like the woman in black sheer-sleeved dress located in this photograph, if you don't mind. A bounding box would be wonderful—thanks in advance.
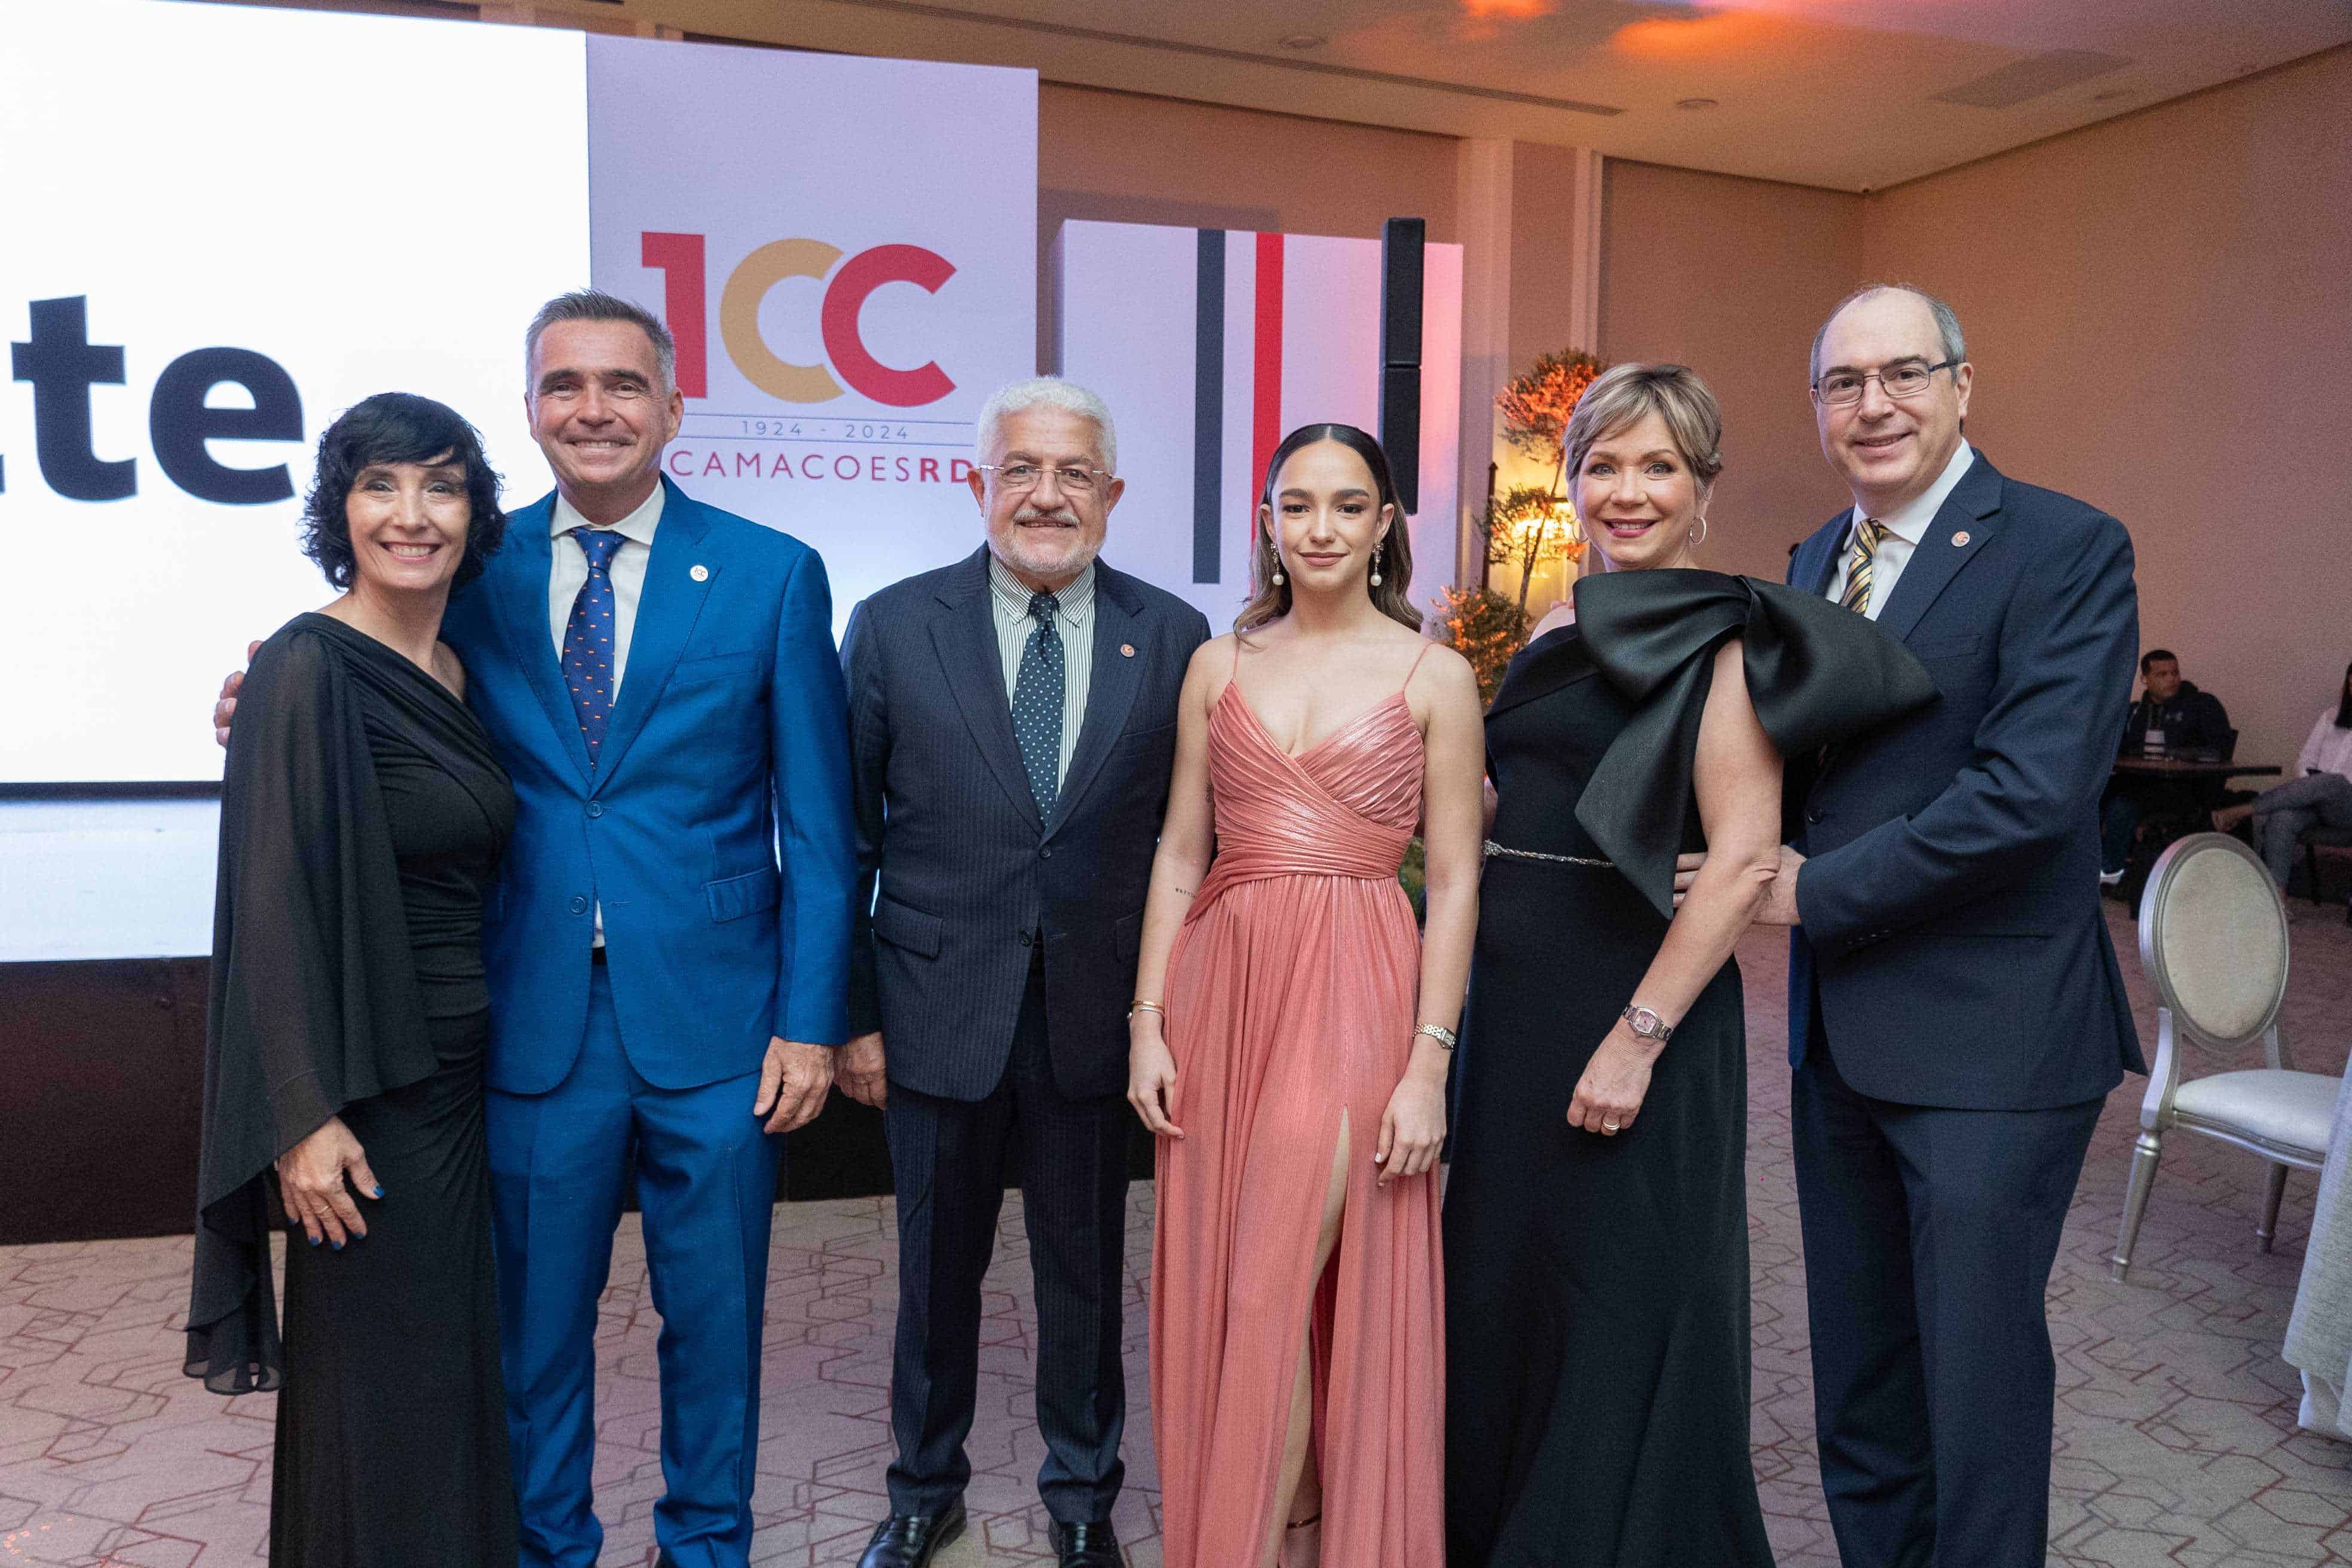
[188,393,519,1567]
[1444,366,1932,1567]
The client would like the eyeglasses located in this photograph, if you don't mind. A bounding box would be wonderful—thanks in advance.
[976,462,1111,494]
[1811,359,1958,406]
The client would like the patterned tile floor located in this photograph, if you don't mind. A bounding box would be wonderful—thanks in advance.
[4,905,2348,1567]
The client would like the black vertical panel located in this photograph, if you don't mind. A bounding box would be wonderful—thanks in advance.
[1379,217,1426,514]
[1193,229,1226,584]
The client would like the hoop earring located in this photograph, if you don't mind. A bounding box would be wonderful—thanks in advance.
[1370,535,1385,588]
[1688,516,1708,547]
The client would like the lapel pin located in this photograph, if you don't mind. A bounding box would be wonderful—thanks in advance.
[690,564,710,582]
[1951,532,1971,548]
[1120,643,1135,658]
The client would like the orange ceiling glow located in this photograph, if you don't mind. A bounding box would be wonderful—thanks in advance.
[1458,0,1556,20]
[1612,10,1781,58]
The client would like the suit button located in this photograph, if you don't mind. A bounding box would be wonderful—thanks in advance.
[1019,930,1033,947]
[586,800,604,819]
[569,895,589,915]
[1039,846,1052,859]
[1806,810,1823,825]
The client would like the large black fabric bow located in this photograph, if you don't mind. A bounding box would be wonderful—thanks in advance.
[1570,568,1937,918]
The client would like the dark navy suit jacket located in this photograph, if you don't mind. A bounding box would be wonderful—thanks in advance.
[440,474,858,1095]
[1787,448,2146,1110]
[842,547,1211,1103]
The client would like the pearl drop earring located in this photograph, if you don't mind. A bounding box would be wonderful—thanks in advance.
[1369,535,1385,588]
[1271,558,1285,587]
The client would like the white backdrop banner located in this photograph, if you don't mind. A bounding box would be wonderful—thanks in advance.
[1057,220,1463,633]
[0,1,588,787]
[0,6,1037,959]
[586,36,1037,627]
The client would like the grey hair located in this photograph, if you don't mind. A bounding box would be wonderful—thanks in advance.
[525,289,677,391]
[1809,284,1966,381]
[975,376,1118,473]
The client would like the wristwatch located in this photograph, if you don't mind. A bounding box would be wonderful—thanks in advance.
[1620,1004,1674,1044]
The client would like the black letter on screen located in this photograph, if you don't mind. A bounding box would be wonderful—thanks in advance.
[149,348,304,505]
[11,296,136,501]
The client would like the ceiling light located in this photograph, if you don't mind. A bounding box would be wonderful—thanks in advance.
[1279,34,1326,50]
[1676,97,1718,111]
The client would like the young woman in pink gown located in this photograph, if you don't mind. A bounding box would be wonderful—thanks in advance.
[1128,424,1486,1568]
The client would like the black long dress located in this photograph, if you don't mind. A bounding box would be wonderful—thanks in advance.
[1443,571,1934,1568]
[188,612,518,1567]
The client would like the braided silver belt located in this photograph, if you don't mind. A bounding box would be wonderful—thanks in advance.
[1483,840,1613,868]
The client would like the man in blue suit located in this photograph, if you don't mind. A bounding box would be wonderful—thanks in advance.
[218,290,856,1568]
[1757,285,2143,1566]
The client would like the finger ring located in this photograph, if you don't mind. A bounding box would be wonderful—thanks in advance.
[1602,1119,1621,1133]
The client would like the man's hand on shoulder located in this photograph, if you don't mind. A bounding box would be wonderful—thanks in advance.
[838,1032,887,1109]
[753,1037,835,1134]
[213,640,262,748]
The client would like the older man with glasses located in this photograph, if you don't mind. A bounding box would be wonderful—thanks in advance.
[835,378,1211,1568]
[1718,284,2143,1567]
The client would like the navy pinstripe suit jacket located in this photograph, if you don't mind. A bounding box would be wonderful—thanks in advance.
[843,546,1212,1101]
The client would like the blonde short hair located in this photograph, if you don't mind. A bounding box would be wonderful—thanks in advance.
[1562,363,1724,492]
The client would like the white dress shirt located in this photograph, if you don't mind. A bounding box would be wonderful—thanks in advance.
[2299,708,2352,782]
[548,482,664,694]
[547,483,664,942]
[1825,442,1976,621]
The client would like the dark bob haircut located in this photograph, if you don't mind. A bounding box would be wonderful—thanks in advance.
[300,392,508,591]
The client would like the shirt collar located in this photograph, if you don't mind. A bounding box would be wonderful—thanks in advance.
[988,552,1095,625]
[1854,441,1975,546]
[553,480,665,548]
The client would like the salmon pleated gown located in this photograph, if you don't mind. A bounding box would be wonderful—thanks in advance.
[1150,645,1445,1567]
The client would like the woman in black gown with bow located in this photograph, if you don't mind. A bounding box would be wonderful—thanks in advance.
[188,393,519,1566]
[1443,366,1933,1567]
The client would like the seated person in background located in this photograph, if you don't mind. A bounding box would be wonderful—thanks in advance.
[2214,659,2352,890]
[2119,650,2231,757]
[2101,649,2233,884]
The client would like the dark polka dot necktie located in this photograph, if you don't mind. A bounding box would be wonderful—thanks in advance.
[562,526,627,764]
[1012,591,1064,822]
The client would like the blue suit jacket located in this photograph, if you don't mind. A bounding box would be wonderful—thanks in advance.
[440,474,857,1095]
[1786,448,2147,1110]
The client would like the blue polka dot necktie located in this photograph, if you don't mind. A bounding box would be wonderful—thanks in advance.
[1012,591,1064,822]
[562,526,627,764]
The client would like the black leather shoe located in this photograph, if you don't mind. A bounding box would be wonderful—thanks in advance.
[1048,1518,1123,1567]
[856,1500,966,1568]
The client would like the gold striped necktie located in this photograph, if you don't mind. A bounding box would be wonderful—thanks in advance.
[1840,518,1886,615]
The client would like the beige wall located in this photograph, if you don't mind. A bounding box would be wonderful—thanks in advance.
[1597,161,1865,585]
[1862,47,2352,768]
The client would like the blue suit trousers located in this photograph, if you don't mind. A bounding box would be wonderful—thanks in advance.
[488,966,781,1568]
[1793,995,2103,1568]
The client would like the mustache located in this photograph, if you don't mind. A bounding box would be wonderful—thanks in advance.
[1015,507,1080,526]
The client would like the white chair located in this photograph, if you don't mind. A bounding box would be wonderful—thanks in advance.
[2111,832,2339,1282]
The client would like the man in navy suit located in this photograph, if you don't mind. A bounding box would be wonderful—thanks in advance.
[832,379,1210,1568]
[1757,285,2143,1566]
[219,291,856,1568]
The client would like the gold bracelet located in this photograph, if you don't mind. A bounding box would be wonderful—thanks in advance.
[1129,1000,1166,1021]
[1413,1023,1458,1051]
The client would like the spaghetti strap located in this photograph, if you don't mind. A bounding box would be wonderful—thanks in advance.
[1403,638,1435,690]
